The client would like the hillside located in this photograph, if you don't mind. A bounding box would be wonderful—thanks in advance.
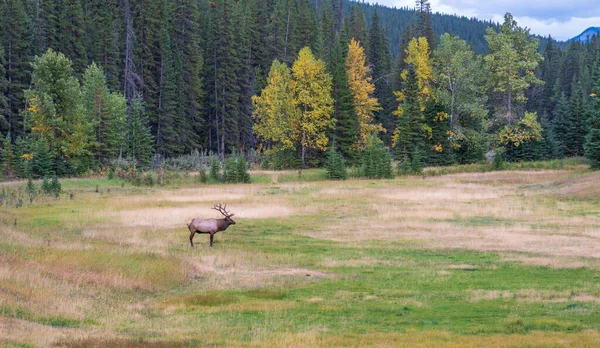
[570,27,600,42]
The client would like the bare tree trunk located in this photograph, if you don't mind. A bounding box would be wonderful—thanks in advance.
[284,8,290,57]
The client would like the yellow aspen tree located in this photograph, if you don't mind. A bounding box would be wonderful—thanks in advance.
[346,38,384,149]
[291,47,335,166]
[400,37,434,111]
[252,60,300,152]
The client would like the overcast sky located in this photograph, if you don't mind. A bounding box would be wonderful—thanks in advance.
[371,0,600,41]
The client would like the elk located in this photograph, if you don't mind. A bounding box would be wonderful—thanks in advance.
[187,204,236,247]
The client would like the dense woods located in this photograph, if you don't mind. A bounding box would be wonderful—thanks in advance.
[1,0,599,179]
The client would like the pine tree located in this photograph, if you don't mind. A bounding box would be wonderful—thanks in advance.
[126,96,154,166]
[415,0,436,49]
[325,142,347,180]
[552,93,570,158]
[82,63,127,164]
[0,0,32,140]
[393,64,423,158]
[58,0,87,74]
[1,134,14,179]
[330,33,358,163]
[171,0,204,155]
[566,83,590,157]
[348,4,368,45]
[584,92,600,168]
[84,0,122,90]
[0,45,7,134]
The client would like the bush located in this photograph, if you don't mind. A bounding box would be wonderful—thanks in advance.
[325,144,347,180]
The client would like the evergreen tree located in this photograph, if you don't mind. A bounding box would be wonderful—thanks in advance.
[415,0,436,48]
[584,92,600,169]
[393,64,423,159]
[82,63,127,164]
[330,33,358,162]
[84,0,122,90]
[325,142,347,180]
[0,45,7,133]
[1,134,14,179]
[566,83,590,157]
[552,93,570,158]
[348,4,368,45]
[126,96,154,166]
[171,0,204,155]
[0,0,31,140]
[58,0,87,74]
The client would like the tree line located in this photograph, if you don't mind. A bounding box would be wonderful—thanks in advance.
[1,0,600,180]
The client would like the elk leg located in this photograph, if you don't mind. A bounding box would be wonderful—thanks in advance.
[209,233,214,248]
[189,231,195,247]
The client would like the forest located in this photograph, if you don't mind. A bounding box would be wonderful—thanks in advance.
[0,0,600,179]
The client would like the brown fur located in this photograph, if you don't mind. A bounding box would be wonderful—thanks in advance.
[188,204,236,247]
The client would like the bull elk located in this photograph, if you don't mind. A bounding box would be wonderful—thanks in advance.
[187,204,236,247]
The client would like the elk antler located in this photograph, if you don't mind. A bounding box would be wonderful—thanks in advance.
[212,203,234,217]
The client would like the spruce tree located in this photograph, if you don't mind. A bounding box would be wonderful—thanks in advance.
[325,142,347,180]
[0,0,31,139]
[566,83,590,157]
[0,45,7,134]
[553,93,570,158]
[82,63,127,164]
[58,0,87,74]
[330,33,358,163]
[126,96,155,166]
[1,134,14,179]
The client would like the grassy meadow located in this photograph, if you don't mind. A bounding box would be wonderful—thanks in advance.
[2,164,600,347]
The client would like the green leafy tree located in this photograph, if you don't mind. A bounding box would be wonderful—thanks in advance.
[25,49,91,173]
[485,13,543,125]
[434,34,488,129]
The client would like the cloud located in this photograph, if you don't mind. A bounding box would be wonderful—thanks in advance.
[373,0,600,40]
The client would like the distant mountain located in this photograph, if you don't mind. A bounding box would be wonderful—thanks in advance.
[570,27,600,43]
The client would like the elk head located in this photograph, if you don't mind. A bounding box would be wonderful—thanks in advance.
[212,203,236,225]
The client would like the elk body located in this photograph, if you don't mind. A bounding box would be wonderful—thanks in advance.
[188,204,236,247]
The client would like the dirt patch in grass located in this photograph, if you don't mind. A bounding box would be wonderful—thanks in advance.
[468,289,600,303]
[185,253,330,290]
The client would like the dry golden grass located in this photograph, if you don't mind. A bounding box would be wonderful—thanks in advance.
[2,168,600,346]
